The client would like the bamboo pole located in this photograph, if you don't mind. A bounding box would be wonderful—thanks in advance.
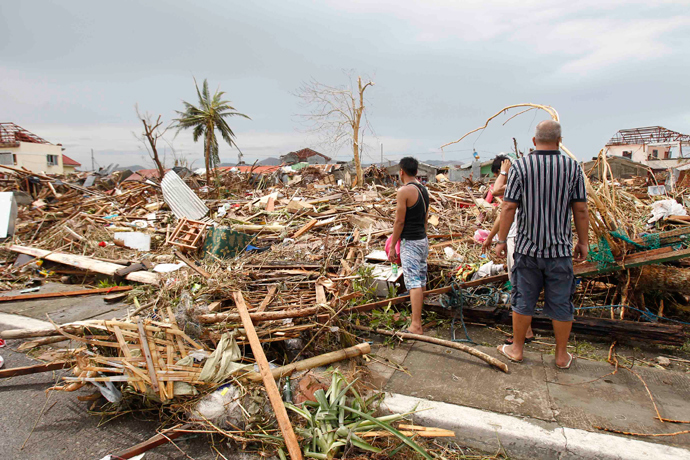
[244,343,371,382]
[352,325,509,373]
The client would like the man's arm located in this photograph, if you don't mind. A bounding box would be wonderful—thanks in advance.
[482,212,501,253]
[572,201,589,262]
[494,201,517,257]
[492,159,511,197]
[388,188,408,262]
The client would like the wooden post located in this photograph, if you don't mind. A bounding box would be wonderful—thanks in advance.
[232,291,303,460]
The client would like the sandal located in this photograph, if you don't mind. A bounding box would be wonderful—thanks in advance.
[504,336,534,345]
[556,352,574,369]
[497,344,523,363]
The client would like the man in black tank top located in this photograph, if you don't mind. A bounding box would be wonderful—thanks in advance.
[388,157,430,335]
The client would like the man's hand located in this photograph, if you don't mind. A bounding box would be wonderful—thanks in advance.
[388,246,398,263]
[573,242,589,262]
[482,237,493,254]
[495,242,507,258]
[501,159,511,174]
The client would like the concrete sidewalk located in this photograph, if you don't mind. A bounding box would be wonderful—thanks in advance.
[365,330,690,459]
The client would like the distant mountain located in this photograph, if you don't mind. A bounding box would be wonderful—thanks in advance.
[259,157,282,166]
[424,159,466,166]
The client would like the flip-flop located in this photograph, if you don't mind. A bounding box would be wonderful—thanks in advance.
[556,352,574,369]
[504,336,534,345]
[497,344,523,363]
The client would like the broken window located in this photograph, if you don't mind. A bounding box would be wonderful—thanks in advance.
[652,149,659,158]
[622,151,632,159]
[47,154,59,165]
[0,152,13,165]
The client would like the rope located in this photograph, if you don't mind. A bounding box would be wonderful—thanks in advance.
[441,279,501,343]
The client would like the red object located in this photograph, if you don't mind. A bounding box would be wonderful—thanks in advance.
[98,241,106,247]
[0,338,5,347]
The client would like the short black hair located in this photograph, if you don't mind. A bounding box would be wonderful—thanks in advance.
[491,155,510,175]
[399,157,418,176]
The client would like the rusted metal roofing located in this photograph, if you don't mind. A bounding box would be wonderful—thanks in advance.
[0,123,51,147]
[161,170,209,220]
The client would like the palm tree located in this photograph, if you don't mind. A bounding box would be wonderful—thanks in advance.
[174,78,250,184]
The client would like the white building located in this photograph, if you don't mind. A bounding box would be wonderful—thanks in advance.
[605,126,690,165]
[0,123,68,174]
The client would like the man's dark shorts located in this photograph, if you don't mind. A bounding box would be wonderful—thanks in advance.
[511,253,576,322]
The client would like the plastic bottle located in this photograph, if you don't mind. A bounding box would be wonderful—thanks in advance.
[391,263,398,276]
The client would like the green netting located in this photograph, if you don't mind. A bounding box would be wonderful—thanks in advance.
[588,236,616,269]
[609,230,660,250]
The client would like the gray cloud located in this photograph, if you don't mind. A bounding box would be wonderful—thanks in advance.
[1,0,688,168]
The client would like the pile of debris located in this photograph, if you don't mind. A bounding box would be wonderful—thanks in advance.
[0,146,689,457]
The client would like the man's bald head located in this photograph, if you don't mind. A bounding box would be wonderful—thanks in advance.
[534,120,562,148]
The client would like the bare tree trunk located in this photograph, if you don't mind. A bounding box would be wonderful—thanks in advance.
[204,131,211,185]
[353,76,365,186]
[141,118,166,180]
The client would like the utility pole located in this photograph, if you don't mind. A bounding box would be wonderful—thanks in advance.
[91,149,95,171]
[380,143,383,164]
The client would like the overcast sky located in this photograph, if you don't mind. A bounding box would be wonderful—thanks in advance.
[1,0,689,170]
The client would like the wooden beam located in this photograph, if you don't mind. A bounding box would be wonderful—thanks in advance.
[232,291,302,460]
[574,247,690,277]
[0,360,74,378]
[8,245,159,285]
[0,286,132,303]
[111,423,191,459]
[292,219,318,239]
[174,249,210,279]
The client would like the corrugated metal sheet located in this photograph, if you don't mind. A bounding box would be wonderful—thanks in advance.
[161,170,209,220]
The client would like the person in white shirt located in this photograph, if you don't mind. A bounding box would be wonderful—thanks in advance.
[482,155,534,344]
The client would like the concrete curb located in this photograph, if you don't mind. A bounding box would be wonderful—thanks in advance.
[382,393,690,460]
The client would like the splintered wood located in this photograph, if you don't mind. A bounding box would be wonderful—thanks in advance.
[52,314,206,402]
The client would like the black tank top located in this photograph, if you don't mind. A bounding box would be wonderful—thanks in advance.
[400,182,429,240]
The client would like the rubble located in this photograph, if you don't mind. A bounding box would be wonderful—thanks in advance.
[0,151,689,458]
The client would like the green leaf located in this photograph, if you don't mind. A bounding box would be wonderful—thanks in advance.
[350,434,382,453]
[341,406,432,460]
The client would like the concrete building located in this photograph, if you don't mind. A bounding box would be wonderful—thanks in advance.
[605,126,690,164]
[0,123,67,174]
[385,161,439,183]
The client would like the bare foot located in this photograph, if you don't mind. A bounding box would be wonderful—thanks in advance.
[407,325,423,335]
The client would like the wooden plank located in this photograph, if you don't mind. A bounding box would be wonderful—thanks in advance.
[8,245,159,285]
[137,319,160,394]
[232,291,302,460]
[265,196,275,212]
[174,249,210,279]
[574,247,690,277]
[292,219,318,239]
[198,305,321,325]
[256,285,278,313]
[0,286,132,303]
[111,423,191,459]
[0,360,73,378]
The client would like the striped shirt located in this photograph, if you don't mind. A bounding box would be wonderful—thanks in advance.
[503,150,587,258]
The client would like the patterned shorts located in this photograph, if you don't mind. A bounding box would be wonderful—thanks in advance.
[400,237,429,289]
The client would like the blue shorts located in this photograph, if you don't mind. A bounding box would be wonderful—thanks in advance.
[511,253,576,322]
[400,238,428,290]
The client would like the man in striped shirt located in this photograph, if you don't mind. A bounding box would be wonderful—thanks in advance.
[495,120,589,369]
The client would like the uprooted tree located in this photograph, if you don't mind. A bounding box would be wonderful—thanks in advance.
[174,78,250,184]
[295,74,374,186]
[134,105,168,180]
